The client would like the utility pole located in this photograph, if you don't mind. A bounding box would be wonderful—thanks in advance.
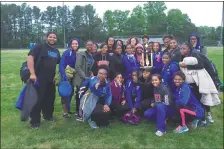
[220,4,223,46]
[63,1,66,48]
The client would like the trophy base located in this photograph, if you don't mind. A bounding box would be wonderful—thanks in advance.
[140,66,153,69]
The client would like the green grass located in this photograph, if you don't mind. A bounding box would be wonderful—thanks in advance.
[1,47,223,149]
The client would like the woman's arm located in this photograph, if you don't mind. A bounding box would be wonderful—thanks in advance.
[175,85,191,106]
[59,51,68,80]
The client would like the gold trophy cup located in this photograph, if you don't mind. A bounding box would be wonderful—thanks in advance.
[141,43,153,69]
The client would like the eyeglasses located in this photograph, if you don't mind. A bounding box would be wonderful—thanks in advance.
[98,72,107,76]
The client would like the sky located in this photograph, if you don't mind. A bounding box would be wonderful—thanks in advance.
[2,1,223,27]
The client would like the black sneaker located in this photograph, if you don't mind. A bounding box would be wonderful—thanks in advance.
[63,113,71,118]
[30,123,40,129]
[43,117,55,122]
[76,116,84,122]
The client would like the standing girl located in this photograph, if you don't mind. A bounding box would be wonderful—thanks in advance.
[168,38,181,62]
[115,39,125,54]
[122,44,140,82]
[135,43,144,66]
[91,43,109,76]
[106,37,115,56]
[59,38,80,118]
[152,42,163,74]
[161,52,179,91]
[73,40,95,117]
[109,44,125,80]
[144,74,174,136]
[92,42,98,56]
[173,71,204,133]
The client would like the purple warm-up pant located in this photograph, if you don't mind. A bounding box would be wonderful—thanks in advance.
[144,103,174,132]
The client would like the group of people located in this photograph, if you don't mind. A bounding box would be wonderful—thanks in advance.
[24,32,221,136]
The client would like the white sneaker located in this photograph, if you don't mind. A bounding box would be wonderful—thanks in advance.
[207,115,214,123]
[155,130,165,136]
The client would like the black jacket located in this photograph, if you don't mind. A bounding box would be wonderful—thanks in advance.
[109,53,125,79]
[137,76,154,100]
[92,53,109,76]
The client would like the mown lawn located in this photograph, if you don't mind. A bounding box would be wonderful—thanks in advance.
[1,47,223,149]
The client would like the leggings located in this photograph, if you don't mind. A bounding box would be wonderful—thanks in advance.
[180,108,196,126]
[189,83,211,120]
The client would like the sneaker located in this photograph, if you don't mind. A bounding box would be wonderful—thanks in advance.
[76,116,84,122]
[30,123,40,129]
[207,115,214,123]
[191,119,199,129]
[198,120,208,127]
[155,130,166,136]
[63,113,71,118]
[43,117,55,122]
[74,112,79,116]
[174,125,189,133]
[88,119,99,129]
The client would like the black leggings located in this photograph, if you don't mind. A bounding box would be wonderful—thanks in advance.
[190,83,210,120]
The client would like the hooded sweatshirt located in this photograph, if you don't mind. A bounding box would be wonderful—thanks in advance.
[80,76,112,105]
[125,80,142,109]
[122,54,140,81]
[161,61,179,90]
[188,34,207,57]
[174,82,204,118]
[152,50,163,74]
[59,38,80,80]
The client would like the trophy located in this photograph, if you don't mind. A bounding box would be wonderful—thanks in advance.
[141,43,153,69]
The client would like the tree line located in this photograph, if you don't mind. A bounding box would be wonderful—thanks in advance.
[1,2,223,48]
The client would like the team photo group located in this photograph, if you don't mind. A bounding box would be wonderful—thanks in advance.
[17,32,222,137]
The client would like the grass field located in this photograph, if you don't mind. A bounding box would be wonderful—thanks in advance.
[1,47,223,149]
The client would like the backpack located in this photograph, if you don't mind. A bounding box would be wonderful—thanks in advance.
[20,44,43,83]
[122,112,141,125]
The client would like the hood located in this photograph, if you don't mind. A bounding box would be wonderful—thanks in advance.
[188,34,201,49]
[67,38,81,50]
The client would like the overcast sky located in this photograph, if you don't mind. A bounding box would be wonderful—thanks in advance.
[2,1,223,27]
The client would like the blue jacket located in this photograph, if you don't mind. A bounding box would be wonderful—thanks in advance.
[122,54,140,81]
[153,50,163,74]
[59,38,80,81]
[15,80,39,110]
[80,76,112,105]
[161,61,179,90]
[59,49,76,80]
[174,82,204,118]
[125,80,142,109]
